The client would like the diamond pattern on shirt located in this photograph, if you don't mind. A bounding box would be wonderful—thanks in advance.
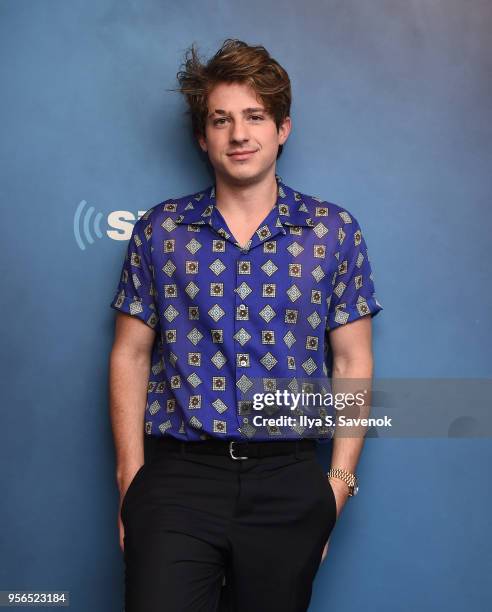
[110,174,383,441]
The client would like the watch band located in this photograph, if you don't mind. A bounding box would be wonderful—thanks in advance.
[327,467,359,496]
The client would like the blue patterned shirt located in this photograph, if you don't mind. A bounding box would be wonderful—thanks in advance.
[110,175,383,442]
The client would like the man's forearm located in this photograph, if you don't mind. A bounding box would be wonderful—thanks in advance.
[329,355,374,479]
[109,348,151,490]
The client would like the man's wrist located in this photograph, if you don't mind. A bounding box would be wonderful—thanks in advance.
[116,460,144,490]
[328,476,351,496]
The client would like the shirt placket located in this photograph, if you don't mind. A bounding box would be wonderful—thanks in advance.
[209,206,287,439]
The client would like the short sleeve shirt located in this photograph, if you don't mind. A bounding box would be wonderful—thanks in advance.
[110,175,383,442]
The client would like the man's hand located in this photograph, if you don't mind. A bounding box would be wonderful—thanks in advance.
[320,477,350,564]
[117,465,143,553]
[118,503,125,553]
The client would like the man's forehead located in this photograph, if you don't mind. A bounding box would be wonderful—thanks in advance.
[206,83,266,113]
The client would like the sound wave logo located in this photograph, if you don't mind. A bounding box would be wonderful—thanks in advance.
[74,201,149,249]
[73,199,104,251]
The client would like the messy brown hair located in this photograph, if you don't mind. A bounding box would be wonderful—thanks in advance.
[172,38,292,159]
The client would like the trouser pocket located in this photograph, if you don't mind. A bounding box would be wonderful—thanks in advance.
[120,463,149,523]
[310,459,338,525]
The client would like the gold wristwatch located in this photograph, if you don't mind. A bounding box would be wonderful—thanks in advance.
[327,467,359,496]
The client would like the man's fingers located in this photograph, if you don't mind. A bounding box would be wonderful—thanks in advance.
[320,540,329,565]
[118,515,125,552]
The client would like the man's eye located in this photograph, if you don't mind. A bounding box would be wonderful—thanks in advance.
[212,115,264,125]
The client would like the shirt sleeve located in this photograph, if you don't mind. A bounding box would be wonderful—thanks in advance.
[109,211,160,330]
[326,209,383,331]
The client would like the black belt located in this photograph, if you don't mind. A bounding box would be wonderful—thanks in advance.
[152,436,318,460]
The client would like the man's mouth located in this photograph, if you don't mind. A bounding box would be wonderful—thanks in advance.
[227,150,258,160]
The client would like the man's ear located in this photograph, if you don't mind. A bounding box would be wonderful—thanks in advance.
[197,131,207,153]
[278,116,292,145]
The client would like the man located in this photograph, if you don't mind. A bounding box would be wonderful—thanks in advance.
[109,38,383,612]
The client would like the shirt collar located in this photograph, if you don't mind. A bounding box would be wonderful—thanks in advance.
[171,175,314,228]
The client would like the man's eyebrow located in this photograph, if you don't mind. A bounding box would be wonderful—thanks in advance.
[208,107,266,118]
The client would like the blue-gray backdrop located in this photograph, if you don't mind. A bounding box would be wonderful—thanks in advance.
[1,1,491,611]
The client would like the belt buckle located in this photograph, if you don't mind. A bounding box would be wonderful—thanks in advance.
[229,440,248,460]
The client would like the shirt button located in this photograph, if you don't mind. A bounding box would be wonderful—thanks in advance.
[243,417,249,423]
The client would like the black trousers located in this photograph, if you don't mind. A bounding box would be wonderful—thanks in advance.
[121,438,337,612]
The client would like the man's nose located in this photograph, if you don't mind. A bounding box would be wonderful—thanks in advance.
[230,120,249,143]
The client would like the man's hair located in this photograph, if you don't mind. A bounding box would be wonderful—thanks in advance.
[173,38,291,159]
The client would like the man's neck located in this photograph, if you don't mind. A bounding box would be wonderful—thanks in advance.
[214,171,279,220]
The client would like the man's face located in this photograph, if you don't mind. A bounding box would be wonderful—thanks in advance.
[197,81,291,184]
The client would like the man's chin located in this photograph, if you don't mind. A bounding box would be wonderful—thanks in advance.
[216,163,271,184]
